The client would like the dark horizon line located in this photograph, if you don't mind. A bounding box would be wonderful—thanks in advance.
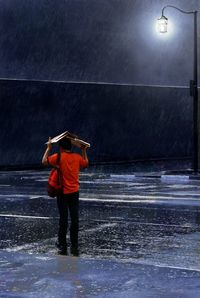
[0,77,197,89]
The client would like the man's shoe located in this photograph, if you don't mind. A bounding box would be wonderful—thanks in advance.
[70,247,79,257]
[58,248,67,255]
[56,242,67,255]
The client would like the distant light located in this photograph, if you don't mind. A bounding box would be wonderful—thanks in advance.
[157,15,168,33]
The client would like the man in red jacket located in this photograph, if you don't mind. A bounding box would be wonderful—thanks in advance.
[42,137,89,256]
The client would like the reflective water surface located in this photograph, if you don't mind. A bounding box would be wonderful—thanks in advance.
[1,167,200,297]
[1,168,200,268]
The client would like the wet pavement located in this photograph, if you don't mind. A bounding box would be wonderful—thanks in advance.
[1,166,200,297]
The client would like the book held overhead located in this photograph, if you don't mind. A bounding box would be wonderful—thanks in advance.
[45,131,90,148]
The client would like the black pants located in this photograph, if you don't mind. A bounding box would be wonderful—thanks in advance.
[57,191,79,249]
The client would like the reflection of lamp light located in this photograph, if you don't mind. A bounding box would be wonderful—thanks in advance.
[157,15,168,33]
[157,5,199,172]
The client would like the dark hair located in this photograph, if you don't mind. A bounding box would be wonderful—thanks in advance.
[58,137,72,150]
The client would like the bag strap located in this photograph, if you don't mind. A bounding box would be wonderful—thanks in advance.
[56,152,61,166]
[56,153,63,190]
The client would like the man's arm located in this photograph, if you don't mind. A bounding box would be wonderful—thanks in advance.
[42,137,52,166]
[81,146,88,163]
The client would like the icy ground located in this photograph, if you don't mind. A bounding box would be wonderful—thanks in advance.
[1,166,200,297]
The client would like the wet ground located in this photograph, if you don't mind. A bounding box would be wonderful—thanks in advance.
[1,165,200,297]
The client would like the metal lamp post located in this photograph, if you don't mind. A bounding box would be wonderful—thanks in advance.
[157,5,199,173]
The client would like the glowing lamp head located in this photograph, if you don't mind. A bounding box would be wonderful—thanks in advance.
[157,15,168,33]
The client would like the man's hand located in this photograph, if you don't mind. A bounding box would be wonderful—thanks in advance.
[80,144,87,150]
[42,137,52,165]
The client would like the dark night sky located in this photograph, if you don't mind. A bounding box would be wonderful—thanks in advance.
[0,0,199,87]
[0,0,197,165]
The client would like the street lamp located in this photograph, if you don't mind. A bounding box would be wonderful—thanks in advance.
[157,15,168,33]
[157,5,199,173]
